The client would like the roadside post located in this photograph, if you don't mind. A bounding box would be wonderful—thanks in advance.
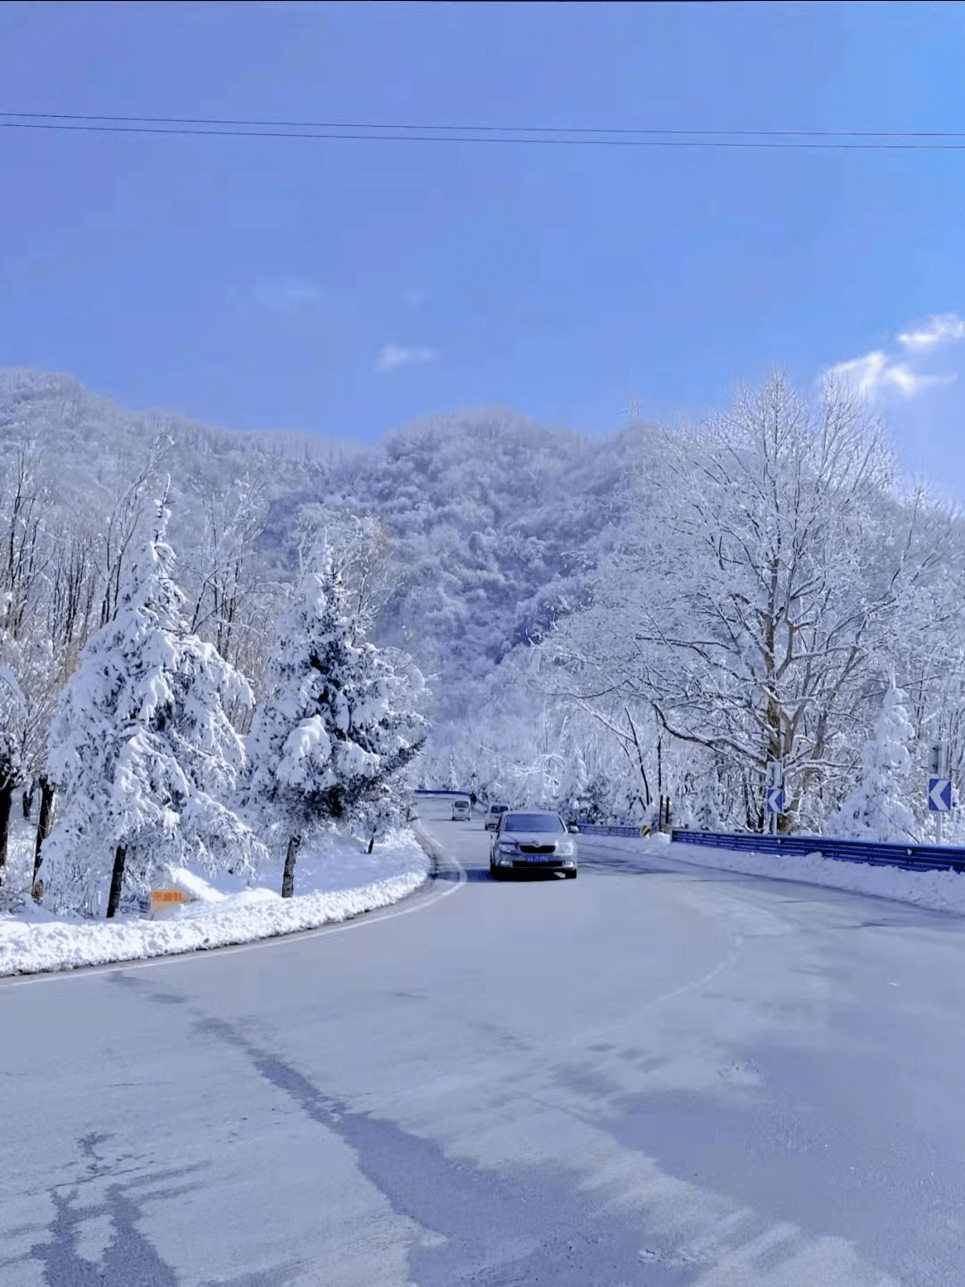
[928,742,952,845]
[765,762,784,835]
[149,886,197,919]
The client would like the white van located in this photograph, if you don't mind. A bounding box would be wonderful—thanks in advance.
[484,803,509,831]
[451,798,472,821]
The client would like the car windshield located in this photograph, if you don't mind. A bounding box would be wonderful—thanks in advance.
[503,814,564,833]
[491,805,507,814]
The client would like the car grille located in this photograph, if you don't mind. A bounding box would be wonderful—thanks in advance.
[519,844,556,854]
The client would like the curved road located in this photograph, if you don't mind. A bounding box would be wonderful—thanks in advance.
[3,797,965,1286]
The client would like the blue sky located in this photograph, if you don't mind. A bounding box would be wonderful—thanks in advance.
[2,1,965,496]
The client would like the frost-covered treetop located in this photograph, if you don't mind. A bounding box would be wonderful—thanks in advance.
[246,556,425,839]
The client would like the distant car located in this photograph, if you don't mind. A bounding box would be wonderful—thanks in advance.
[451,798,472,821]
[484,802,510,831]
[490,809,578,879]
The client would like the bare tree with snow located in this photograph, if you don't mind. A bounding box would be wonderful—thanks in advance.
[553,373,959,831]
[181,473,280,690]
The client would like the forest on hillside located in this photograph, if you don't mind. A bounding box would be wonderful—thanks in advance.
[1,363,963,913]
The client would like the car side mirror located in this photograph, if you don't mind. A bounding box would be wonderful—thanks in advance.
[567,823,579,833]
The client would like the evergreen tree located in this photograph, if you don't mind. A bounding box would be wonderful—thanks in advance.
[245,553,426,896]
[833,685,918,843]
[40,497,265,917]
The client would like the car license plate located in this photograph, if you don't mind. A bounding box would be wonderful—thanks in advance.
[521,853,554,863]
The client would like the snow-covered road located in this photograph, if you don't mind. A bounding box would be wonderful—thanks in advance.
[3,798,965,1286]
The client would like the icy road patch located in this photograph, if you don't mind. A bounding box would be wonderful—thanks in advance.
[0,826,430,977]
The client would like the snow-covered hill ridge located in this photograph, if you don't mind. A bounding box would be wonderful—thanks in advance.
[0,366,360,469]
[0,365,647,720]
[3,365,965,850]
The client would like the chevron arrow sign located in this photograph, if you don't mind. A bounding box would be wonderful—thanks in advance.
[928,777,952,812]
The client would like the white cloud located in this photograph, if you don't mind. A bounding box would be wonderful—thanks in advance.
[828,350,889,397]
[828,350,956,398]
[402,289,426,308]
[828,315,965,400]
[884,363,956,395]
[897,313,965,351]
[375,343,439,373]
[257,278,322,312]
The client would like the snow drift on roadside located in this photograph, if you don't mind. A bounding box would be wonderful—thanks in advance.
[0,829,430,978]
[579,832,965,915]
[657,834,965,915]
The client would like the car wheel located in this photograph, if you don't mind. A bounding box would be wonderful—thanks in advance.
[491,864,503,881]
[565,869,578,879]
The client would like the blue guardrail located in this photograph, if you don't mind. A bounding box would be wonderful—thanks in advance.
[575,822,646,838]
[671,828,965,874]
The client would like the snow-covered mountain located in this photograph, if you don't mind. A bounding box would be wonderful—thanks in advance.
[4,365,964,842]
[0,367,644,711]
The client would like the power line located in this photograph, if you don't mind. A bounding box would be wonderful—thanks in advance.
[1,110,964,148]
[3,110,965,137]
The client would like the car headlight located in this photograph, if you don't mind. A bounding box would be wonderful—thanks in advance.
[556,840,576,856]
[498,841,518,853]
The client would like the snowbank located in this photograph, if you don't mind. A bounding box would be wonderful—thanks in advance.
[0,827,430,978]
[650,834,965,915]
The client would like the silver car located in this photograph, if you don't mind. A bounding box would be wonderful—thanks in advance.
[490,810,578,880]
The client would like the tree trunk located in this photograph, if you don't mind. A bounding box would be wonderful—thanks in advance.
[32,777,56,897]
[368,834,375,854]
[22,783,34,819]
[282,834,300,899]
[624,707,652,806]
[0,778,13,889]
[106,844,127,918]
[657,794,671,832]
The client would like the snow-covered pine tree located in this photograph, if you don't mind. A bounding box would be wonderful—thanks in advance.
[832,684,918,843]
[245,552,427,896]
[40,494,266,917]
